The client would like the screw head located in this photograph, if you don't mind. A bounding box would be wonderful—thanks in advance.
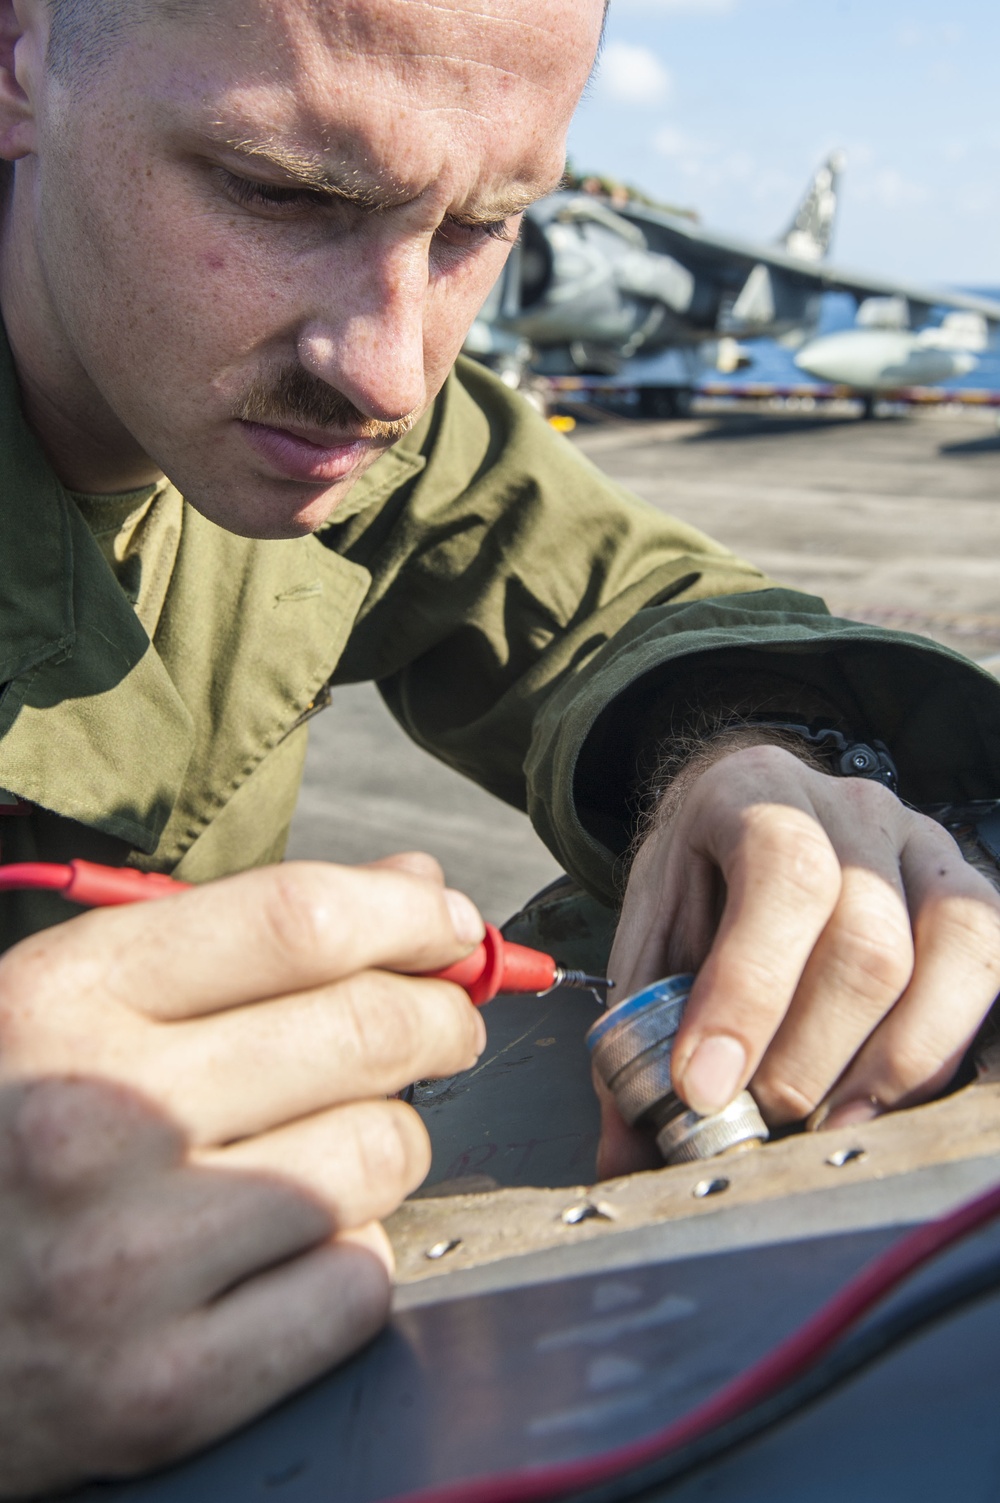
[825,1146,867,1168]
[693,1176,730,1199]
[425,1238,462,1261]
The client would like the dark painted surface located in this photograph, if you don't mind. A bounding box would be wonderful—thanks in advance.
[665,1281,1000,1503]
[71,1209,1000,1503]
[416,983,605,1191]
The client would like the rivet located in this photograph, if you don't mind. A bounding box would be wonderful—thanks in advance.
[825,1146,867,1168]
[561,1201,615,1225]
[692,1176,730,1198]
[425,1238,462,1260]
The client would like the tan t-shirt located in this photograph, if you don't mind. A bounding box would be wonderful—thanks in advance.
[71,480,177,638]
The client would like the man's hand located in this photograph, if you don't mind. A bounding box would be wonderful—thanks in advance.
[600,742,1000,1178]
[0,856,485,1498]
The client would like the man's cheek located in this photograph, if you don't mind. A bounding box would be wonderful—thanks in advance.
[424,263,504,379]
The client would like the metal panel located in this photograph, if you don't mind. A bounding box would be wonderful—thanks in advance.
[69,1200,1000,1503]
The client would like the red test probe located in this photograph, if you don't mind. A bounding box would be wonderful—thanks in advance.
[424,921,610,1005]
[0,859,610,1004]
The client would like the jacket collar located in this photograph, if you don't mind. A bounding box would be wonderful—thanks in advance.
[0,326,194,852]
[0,331,75,684]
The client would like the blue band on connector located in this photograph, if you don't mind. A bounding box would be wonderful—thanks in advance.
[585,973,694,1052]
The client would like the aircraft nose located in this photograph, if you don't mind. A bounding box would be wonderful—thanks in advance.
[794,334,850,383]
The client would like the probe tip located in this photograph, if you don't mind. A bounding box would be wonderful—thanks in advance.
[559,969,614,992]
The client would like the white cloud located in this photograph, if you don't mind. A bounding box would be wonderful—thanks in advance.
[842,140,874,170]
[856,168,929,211]
[598,41,672,105]
[652,125,772,197]
[652,124,709,177]
[896,23,964,48]
[875,169,928,209]
[652,125,696,159]
[955,184,997,219]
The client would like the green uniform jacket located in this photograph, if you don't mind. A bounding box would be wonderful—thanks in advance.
[2,330,1000,951]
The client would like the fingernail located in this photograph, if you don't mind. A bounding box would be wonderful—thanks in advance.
[471,1008,488,1056]
[444,888,485,947]
[820,1098,880,1132]
[680,1035,747,1115]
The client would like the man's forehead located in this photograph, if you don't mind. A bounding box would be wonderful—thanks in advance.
[287,0,599,56]
[50,0,604,99]
[209,0,603,93]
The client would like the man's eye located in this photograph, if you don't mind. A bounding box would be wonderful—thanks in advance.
[436,216,518,249]
[219,171,331,215]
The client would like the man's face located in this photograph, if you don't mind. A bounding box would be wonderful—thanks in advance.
[14,0,600,535]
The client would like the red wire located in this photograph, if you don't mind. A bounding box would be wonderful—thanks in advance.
[0,860,187,905]
[388,1178,1000,1503]
[0,862,72,893]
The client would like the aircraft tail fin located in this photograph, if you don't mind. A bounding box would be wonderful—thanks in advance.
[780,152,844,262]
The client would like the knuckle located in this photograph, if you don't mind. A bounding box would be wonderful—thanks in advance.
[24,1204,167,1331]
[913,809,955,843]
[377,851,445,884]
[842,776,898,814]
[714,947,789,1014]
[753,1070,819,1125]
[338,974,424,1077]
[96,1344,201,1469]
[8,1078,176,1198]
[718,742,802,780]
[420,981,485,1072]
[355,1102,429,1199]
[740,805,840,903]
[828,903,914,1001]
[10,1079,117,1195]
[258,864,344,968]
[31,1224,123,1330]
[0,940,59,1054]
[925,893,1000,978]
[338,973,476,1084]
[878,1031,959,1104]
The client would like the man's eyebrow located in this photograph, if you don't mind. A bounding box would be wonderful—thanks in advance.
[211,133,543,219]
[215,136,393,206]
[446,189,540,224]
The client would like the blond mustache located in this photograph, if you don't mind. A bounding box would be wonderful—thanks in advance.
[234,365,417,444]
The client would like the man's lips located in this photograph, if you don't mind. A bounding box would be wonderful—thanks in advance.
[239,420,379,483]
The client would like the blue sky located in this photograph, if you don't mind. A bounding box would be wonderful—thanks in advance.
[568,0,999,287]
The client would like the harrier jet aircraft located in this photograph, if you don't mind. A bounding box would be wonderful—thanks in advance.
[467,156,1000,414]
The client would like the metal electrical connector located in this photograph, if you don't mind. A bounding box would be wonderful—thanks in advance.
[586,974,768,1164]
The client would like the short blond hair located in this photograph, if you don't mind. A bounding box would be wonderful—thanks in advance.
[45,1,197,83]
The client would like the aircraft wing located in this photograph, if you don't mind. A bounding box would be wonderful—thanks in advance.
[620,204,1000,324]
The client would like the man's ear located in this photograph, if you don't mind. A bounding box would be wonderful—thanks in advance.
[0,0,46,162]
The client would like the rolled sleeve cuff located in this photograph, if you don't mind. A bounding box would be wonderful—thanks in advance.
[525,589,1000,907]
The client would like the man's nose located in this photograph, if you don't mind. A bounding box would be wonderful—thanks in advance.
[297,236,429,424]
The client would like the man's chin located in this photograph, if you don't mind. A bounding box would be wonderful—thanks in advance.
[183,475,359,541]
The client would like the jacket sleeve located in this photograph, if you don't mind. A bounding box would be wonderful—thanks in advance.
[324,358,1000,907]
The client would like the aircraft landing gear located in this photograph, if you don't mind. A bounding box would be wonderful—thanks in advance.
[637,385,693,420]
